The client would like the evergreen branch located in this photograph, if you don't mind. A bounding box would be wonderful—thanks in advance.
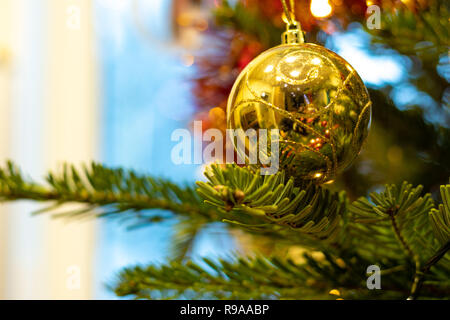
[113,252,437,300]
[348,182,438,262]
[0,161,218,224]
[429,184,450,244]
[388,206,419,268]
[349,181,450,299]
[367,2,450,59]
[409,240,450,300]
[408,184,450,299]
[170,219,205,261]
[196,164,346,242]
[114,256,317,300]
[2,161,449,299]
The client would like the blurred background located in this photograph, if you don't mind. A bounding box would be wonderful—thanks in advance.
[0,0,448,299]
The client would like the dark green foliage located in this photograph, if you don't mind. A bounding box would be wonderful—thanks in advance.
[429,185,450,244]
[196,164,345,242]
[1,161,448,299]
[367,2,449,60]
[348,182,438,261]
[113,254,412,300]
[113,171,449,300]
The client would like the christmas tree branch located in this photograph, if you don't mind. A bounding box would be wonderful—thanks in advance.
[114,250,445,300]
[0,161,343,249]
[112,254,386,299]
[0,161,218,225]
[196,164,346,244]
[409,240,450,300]
[114,256,321,300]
[367,2,450,59]
[349,182,450,299]
[388,206,421,278]
[408,184,450,299]
[1,161,449,299]
[348,182,437,260]
[0,161,345,251]
[429,184,450,244]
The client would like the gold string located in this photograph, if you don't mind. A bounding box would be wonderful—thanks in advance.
[290,0,295,13]
[281,0,296,24]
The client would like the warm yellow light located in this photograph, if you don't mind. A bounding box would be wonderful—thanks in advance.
[285,56,297,63]
[264,65,274,73]
[0,47,11,65]
[329,289,341,296]
[177,13,192,27]
[310,0,333,18]
[290,70,300,77]
[311,57,322,65]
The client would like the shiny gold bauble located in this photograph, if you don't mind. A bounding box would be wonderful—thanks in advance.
[227,43,372,182]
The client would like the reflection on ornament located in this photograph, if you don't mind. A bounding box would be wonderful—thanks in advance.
[264,65,274,73]
[227,43,371,182]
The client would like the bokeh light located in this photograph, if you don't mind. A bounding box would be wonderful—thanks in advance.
[310,0,333,18]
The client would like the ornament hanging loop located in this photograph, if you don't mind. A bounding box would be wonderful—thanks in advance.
[280,0,304,44]
[282,21,304,45]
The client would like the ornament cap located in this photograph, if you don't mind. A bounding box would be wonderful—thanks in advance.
[282,21,304,45]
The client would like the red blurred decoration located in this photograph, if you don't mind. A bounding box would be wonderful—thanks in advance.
[237,41,264,71]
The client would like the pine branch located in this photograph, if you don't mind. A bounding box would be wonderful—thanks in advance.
[170,219,205,261]
[348,182,438,261]
[367,2,450,60]
[114,256,319,300]
[0,161,218,225]
[409,240,450,300]
[429,184,450,244]
[409,184,450,299]
[113,252,435,300]
[196,164,347,244]
[0,161,345,249]
[349,181,450,299]
[113,196,450,300]
[2,161,449,299]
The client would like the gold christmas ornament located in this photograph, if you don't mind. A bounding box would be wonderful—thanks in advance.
[227,2,371,182]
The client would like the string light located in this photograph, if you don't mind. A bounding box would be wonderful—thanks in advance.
[329,289,341,296]
[310,0,333,18]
